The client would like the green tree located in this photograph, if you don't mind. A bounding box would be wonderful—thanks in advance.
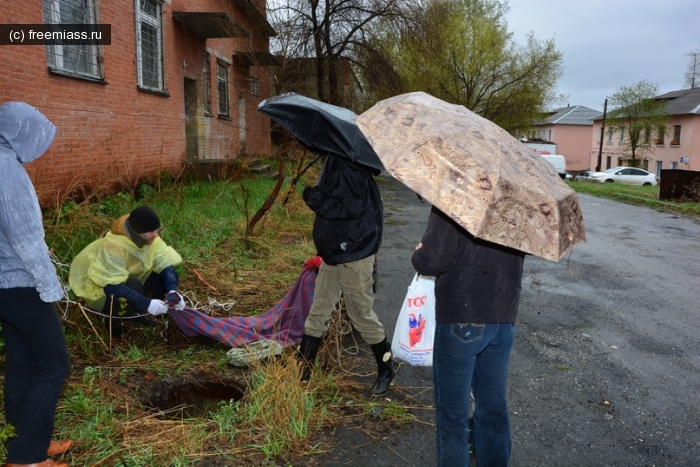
[606,80,671,167]
[358,0,563,133]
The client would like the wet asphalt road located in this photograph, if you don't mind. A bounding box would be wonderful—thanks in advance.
[311,175,700,467]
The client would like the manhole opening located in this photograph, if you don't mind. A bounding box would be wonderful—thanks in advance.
[144,379,245,419]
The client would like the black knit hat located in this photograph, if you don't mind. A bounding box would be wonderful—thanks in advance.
[128,206,161,234]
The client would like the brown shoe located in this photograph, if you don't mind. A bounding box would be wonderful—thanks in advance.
[47,440,74,456]
[6,459,69,467]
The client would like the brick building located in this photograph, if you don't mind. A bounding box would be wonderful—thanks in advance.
[1,0,277,206]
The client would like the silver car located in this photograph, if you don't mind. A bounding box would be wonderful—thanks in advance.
[589,167,658,186]
[576,170,594,181]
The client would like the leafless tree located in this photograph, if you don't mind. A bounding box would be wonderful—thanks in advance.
[685,49,699,89]
[268,0,415,107]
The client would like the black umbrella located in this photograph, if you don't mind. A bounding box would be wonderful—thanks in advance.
[257,92,384,173]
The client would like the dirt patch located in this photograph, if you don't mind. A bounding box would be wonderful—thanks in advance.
[141,375,246,419]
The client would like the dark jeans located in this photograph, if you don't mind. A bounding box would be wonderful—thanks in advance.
[0,287,70,464]
[433,322,515,467]
[102,273,167,337]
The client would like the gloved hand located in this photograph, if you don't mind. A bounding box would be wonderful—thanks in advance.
[165,290,186,310]
[147,299,169,316]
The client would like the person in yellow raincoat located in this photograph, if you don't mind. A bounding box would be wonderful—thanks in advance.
[69,206,184,337]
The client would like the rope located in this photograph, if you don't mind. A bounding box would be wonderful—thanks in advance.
[322,296,402,379]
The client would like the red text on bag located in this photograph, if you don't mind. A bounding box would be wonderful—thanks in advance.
[407,295,427,308]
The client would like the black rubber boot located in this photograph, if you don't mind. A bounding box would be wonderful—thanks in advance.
[297,334,322,382]
[369,337,395,396]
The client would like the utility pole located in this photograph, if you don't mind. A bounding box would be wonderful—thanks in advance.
[596,98,608,172]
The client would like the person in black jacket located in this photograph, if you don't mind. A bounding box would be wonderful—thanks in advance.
[412,206,525,467]
[297,155,394,397]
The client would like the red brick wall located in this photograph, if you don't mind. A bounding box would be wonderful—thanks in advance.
[0,0,273,207]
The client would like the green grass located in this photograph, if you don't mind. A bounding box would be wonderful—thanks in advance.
[1,165,410,465]
[568,180,700,217]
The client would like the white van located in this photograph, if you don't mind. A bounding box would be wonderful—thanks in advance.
[542,155,567,179]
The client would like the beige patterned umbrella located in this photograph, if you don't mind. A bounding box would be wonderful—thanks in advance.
[355,92,586,262]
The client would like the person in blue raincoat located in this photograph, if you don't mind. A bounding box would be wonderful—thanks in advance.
[68,205,185,338]
[0,101,72,467]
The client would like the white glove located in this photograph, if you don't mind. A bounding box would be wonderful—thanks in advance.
[166,290,186,311]
[147,299,169,316]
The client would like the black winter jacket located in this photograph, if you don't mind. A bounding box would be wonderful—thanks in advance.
[303,157,382,265]
[411,206,525,323]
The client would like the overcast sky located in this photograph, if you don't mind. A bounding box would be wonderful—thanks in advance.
[504,0,700,111]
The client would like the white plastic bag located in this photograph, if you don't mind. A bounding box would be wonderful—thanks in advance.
[391,273,436,366]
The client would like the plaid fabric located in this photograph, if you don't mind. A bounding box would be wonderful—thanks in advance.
[169,262,317,348]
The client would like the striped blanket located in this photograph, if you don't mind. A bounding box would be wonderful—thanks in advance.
[169,260,318,348]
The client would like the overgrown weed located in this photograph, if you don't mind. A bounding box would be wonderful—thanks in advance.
[1,168,406,465]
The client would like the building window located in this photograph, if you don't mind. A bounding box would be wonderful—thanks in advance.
[671,125,681,145]
[671,161,678,169]
[135,0,164,91]
[202,52,212,114]
[250,78,259,96]
[643,126,651,144]
[619,128,625,144]
[42,0,101,79]
[656,125,665,145]
[217,60,230,117]
[607,127,614,143]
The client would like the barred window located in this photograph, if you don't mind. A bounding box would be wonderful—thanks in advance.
[135,0,164,91]
[42,0,101,79]
[202,52,212,114]
[217,60,230,117]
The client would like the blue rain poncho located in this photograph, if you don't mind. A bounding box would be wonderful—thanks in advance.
[0,102,64,302]
[68,214,182,311]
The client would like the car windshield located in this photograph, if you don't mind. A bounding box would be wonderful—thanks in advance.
[604,168,621,173]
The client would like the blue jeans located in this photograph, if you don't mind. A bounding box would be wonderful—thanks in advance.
[0,287,70,463]
[433,322,515,467]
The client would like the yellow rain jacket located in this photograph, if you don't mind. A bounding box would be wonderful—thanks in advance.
[68,214,182,310]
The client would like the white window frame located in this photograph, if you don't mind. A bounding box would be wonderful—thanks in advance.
[42,0,101,79]
[135,0,164,92]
